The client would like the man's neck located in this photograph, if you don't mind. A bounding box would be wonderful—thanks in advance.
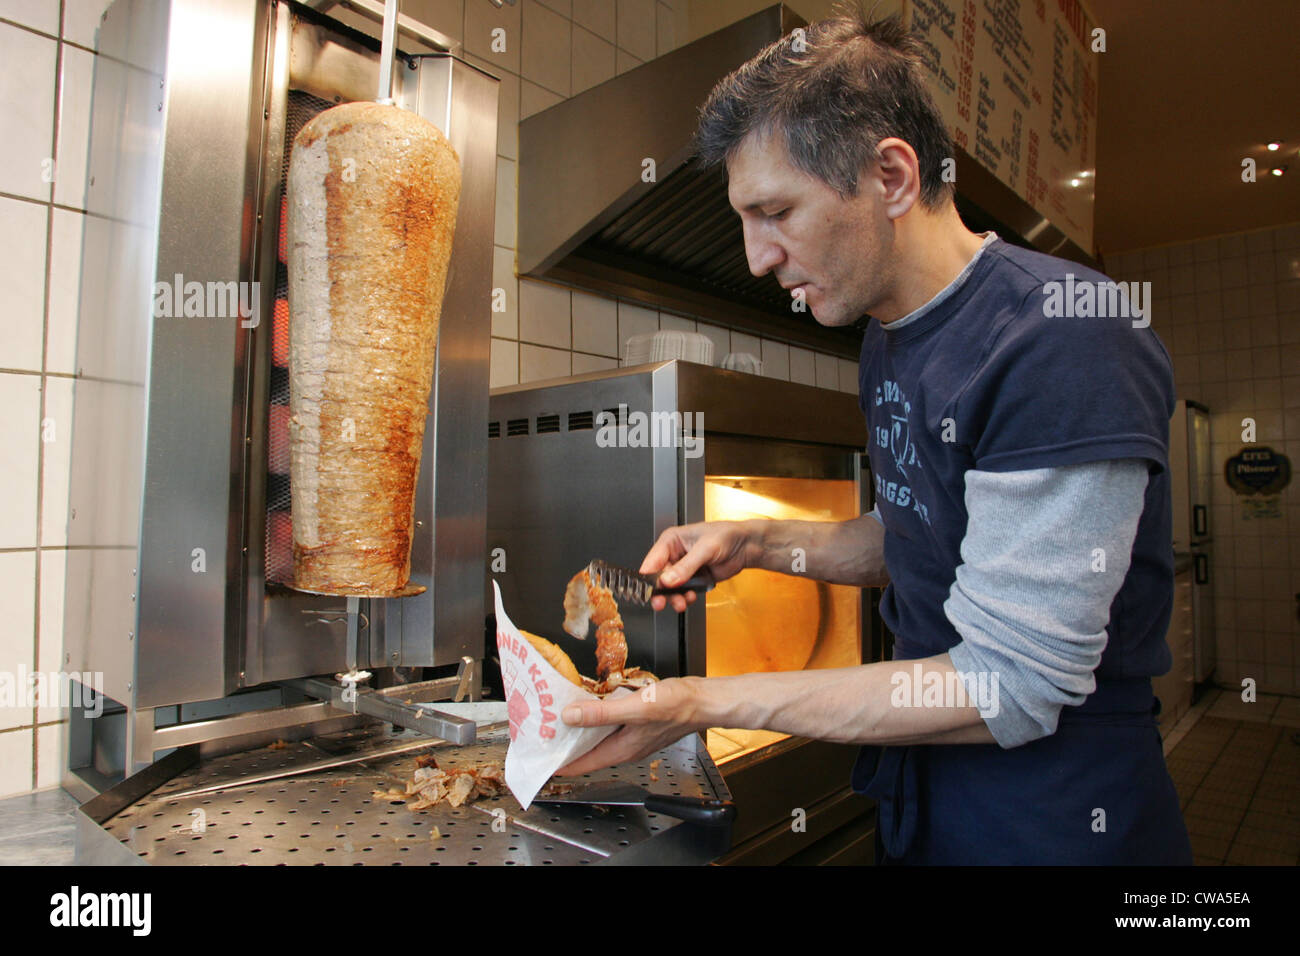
[875,205,987,324]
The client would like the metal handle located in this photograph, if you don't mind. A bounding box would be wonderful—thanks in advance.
[1194,552,1208,585]
[1193,504,1208,537]
[376,0,398,103]
[643,793,736,827]
[655,567,716,597]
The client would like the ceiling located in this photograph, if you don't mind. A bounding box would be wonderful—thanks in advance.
[1088,0,1300,253]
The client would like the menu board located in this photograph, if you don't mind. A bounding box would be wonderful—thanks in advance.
[903,0,1099,253]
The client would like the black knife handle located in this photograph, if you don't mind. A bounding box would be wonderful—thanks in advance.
[643,793,736,827]
[653,568,716,597]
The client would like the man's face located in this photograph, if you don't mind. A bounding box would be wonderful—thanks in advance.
[727,131,892,326]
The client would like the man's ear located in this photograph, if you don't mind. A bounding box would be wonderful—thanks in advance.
[873,137,921,221]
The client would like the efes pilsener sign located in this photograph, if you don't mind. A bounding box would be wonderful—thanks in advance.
[1225,446,1292,496]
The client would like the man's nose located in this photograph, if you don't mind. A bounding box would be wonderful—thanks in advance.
[743,223,783,277]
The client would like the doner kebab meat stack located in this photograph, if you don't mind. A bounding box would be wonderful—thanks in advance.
[286,101,461,595]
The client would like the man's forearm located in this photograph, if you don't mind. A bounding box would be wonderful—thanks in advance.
[689,654,996,747]
[745,515,890,588]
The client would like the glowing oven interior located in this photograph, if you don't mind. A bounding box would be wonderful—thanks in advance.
[703,475,862,764]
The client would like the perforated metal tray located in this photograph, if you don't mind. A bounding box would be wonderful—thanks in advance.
[92,709,731,866]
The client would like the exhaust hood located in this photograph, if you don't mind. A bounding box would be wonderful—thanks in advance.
[517,4,1097,359]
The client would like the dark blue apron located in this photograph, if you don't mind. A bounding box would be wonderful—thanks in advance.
[853,677,1193,864]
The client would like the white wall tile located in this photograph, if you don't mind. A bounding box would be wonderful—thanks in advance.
[658,312,695,333]
[1247,254,1273,286]
[573,0,615,41]
[1141,247,1168,270]
[838,358,859,394]
[464,0,521,74]
[0,195,48,373]
[617,0,656,61]
[789,346,815,386]
[729,331,761,360]
[572,24,615,95]
[36,548,64,725]
[656,1,676,56]
[403,0,464,44]
[1275,249,1300,283]
[0,550,36,732]
[519,343,570,383]
[494,156,516,249]
[519,278,570,348]
[40,376,73,546]
[490,336,518,388]
[0,373,41,547]
[495,61,520,160]
[1218,233,1247,258]
[572,352,617,374]
[694,323,728,365]
[760,339,789,380]
[615,47,643,75]
[0,0,58,34]
[617,302,658,359]
[46,208,82,375]
[1220,257,1248,289]
[465,50,519,159]
[54,43,93,209]
[1244,228,1274,255]
[814,352,838,390]
[571,290,617,357]
[521,0,570,96]
[61,0,111,48]
[0,728,32,797]
[0,24,55,201]
[35,721,63,789]
[491,244,517,339]
[520,78,563,118]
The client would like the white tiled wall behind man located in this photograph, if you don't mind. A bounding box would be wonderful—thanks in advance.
[0,0,114,798]
[1107,222,1300,698]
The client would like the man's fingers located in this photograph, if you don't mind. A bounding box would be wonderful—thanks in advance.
[639,528,687,575]
[658,538,716,587]
[562,693,653,729]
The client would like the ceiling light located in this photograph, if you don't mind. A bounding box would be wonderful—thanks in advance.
[1266,142,1281,151]
[1271,166,1287,176]
[1069,178,1080,187]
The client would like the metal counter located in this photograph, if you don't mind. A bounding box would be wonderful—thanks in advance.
[77,704,732,866]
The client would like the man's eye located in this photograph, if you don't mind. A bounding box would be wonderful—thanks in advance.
[769,208,790,221]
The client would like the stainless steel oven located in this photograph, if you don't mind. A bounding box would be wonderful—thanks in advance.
[487,360,882,863]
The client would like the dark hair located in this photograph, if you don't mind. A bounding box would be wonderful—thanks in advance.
[693,5,955,208]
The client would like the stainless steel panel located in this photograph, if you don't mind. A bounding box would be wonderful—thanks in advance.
[518,6,801,278]
[132,0,270,707]
[487,368,670,678]
[64,0,170,707]
[397,55,498,668]
[678,361,866,447]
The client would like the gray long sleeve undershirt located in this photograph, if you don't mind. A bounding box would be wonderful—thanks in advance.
[939,459,1151,748]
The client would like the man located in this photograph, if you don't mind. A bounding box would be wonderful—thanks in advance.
[558,9,1192,865]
